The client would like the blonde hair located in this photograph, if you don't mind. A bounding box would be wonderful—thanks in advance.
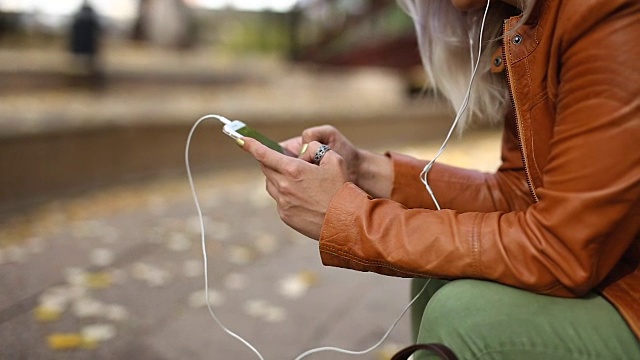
[398,0,536,131]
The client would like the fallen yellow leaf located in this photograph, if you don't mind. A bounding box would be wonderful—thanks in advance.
[47,333,100,350]
[298,271,319,286]
[85,272,113,289]
[81,337,99,349]
[34,306,62,322]
[47,334,83,350]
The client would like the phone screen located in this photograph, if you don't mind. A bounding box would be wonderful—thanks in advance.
[236,124,287,154]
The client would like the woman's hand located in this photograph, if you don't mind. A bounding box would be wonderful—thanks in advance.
[281,125,362,184]
[240,137,349,240]
[281,125,394,199]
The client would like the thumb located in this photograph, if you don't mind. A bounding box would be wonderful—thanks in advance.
[241,137,290,170]
[238,136,264,158]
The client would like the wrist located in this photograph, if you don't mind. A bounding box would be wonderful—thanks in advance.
[355,150,393,198]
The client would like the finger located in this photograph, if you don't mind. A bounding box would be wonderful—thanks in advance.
[279,136,303,155]
[265,178,278,201]
[242,137,291,171]
[301,125,337,144]
[260,162,282,183]
[298,141,320,163]
[299,141,334,165]
[316,147,344,169]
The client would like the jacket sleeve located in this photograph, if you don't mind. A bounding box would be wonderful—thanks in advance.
[318,2,640,298]
[387,115,534,213]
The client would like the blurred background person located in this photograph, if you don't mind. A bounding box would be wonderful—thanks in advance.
[68,0,103,88]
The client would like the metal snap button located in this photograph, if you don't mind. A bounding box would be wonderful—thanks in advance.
[493,56,502,67]
[512,34,523,44]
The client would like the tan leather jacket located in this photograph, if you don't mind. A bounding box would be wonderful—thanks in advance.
[318,0,640,338]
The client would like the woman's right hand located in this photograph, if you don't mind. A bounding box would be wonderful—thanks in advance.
[281,125,393,199]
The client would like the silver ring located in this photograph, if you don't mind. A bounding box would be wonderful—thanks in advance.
[313,144,331,165]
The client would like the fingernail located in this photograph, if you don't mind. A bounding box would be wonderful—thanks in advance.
[299,143,308,155]
[236,138,245,147]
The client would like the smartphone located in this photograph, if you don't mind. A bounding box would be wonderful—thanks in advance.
[223,120,294,156]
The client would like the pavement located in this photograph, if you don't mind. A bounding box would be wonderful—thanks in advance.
[0,166,408,360]
[0,44,503,359]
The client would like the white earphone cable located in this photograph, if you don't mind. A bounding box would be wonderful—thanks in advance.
[185,114,429,359]
[186,114,266,360]
[293,279,429,360]
[420,0,492,211]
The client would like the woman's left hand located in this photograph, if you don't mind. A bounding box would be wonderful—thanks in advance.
[240,137,349,240]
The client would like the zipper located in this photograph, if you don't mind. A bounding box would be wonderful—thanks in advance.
[503,20,539,203]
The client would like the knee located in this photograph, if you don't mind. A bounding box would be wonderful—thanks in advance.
[415,280,502,358]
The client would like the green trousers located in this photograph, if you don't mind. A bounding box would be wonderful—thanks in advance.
[410,278,640,359]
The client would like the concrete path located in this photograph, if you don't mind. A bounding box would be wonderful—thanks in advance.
[0,167,413,360]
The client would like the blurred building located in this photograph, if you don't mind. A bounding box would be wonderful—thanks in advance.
[132,0,195,48]
[292,0,419,66]
[288,0,425,93]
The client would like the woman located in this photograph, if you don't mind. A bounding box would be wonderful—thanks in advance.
[238,0,640,358]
